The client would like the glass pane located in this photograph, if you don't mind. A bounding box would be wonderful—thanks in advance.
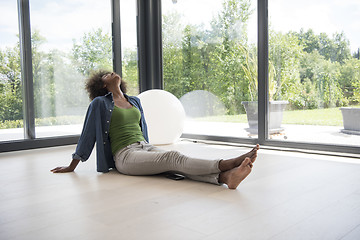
[0,1,23,142]
[162,0,257,138]
[120,0,139,96]
[269,0,360,147]
[29,0,112,138]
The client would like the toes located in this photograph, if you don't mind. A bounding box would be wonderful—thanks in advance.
[242,157,254,169]
[241,157,251,166]
[250,144,259,154]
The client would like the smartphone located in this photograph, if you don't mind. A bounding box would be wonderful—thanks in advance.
[165,173,185,181]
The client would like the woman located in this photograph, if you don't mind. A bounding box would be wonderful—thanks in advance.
[51,70,259,189]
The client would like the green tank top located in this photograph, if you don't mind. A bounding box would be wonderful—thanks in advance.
[109,105,145,155]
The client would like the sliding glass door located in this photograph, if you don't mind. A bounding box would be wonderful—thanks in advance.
[29,0,112,138]
[0,1,23,142]
[162,0,258,139]
[120,0,139,95]
[269,0,360,147]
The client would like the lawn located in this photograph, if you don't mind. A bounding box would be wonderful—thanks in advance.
[192,107,357,126]
[282,108,343,126]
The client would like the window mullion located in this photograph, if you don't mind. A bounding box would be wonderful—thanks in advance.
[112,0,122,75]
[257,0,268,144]
[17,0,35,139]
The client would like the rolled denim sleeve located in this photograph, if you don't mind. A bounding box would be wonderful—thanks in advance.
[72,100,97,162]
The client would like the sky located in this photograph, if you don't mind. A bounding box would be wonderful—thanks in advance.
[269,0,360,52]
[0,0,359,53]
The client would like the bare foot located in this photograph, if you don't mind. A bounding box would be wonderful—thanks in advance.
[238,144,259,163]
[219,157,252,189]
[219,144,259,171]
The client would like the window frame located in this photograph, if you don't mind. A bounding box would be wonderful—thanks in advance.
[161,0,360,155]
[1,0,359,155]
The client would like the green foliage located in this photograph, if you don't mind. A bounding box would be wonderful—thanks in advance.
[1,0,360,129]
[162,0,358,116]
[164,0,256,114]
[31,30,89,119]
[191,107,346,126]
[122,48,139,96]
[72,28,112,75]
[282,107,344,126]
[211,0,253,45]
[0,79,23,120]
[269,31,303,102]
[35,115,83,126]
[0,28,108,124]
[0,44,22,121]
[0,115,83,129]
[339,58,360,104]
[0,119,23,129]
[239,45,257,101]
[295,29,351,63]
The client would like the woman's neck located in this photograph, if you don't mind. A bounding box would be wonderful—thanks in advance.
[109,87,125,100]
[110,88,132,108]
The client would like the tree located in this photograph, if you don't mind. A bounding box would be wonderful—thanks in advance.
[163,0,256,114]
[340,58,360,104]
[0,42,22,122]
[211,0,253,48]
[181,25,209,92]
[269,31,303,102]
[295,29,351,64]
[209,0,254,114]
[162,11,185,98]
[122,48,139,95]
[31,29,56,118]
[72,28,112,75]
[332,32,351,63]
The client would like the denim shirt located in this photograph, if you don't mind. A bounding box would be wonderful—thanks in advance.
[72,92,149,173]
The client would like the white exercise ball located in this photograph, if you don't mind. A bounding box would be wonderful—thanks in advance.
[138,89,186,145]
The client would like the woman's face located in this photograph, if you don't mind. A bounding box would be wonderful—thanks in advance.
[102,72,121,88]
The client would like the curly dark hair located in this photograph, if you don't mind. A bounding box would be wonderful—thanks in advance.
[85,70,127,100]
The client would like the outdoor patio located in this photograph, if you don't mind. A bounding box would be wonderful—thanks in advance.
[183,120,360,147]
[0,120,359,148]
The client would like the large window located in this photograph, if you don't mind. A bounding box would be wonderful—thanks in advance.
[1,0,358,154]
[29,0,112,138]
[120,0,139,95]
[0,1,23,142]
[269,0,360,147]
[162,0,257,139]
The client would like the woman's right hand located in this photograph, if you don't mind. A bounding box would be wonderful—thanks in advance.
[51,166,74,173]
[51,159,80,173]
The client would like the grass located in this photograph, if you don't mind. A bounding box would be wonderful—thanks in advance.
[192,106,360,126]
[0,116,84,129]
[282,108,343,126]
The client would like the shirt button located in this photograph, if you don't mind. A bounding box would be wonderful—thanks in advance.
[103,142,106,145]
[107,120,109,123]
[105,131,108,134]
[110,109,112,112]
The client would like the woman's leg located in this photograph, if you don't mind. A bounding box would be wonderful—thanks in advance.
[183,173,220,185]
[114,142,221,177]
[114,142,258,188]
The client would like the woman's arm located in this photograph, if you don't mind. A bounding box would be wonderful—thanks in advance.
[51,102,95,173]
[51,159,80,173]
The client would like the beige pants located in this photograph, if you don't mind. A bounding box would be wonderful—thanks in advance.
[114,141,221,185]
